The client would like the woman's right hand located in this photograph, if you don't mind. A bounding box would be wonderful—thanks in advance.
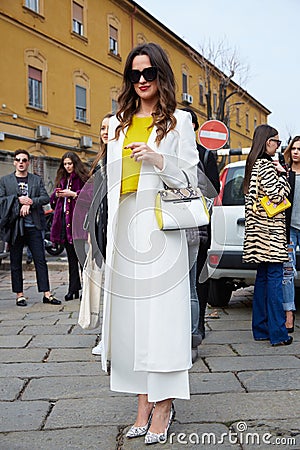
[273,160,286,174]
[126,142,164,170]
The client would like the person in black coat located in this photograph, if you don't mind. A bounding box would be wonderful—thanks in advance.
[0,149,61,306]
[196,140,220,339]
[182,108,220,343]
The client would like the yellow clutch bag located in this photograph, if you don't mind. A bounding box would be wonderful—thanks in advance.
[260,196,291,218]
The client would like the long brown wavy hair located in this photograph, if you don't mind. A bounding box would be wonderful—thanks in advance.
[283,135,300,167]
[55,151,89,187]
[115,42,177,145]
[243,124,278,194]
[88,113,113,177]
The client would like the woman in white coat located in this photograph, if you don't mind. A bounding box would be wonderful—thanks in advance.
[100,43,198,445]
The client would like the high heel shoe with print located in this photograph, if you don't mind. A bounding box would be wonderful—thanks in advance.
[144,403,175,445]
[126,405,155,438]
[286,312,295,333]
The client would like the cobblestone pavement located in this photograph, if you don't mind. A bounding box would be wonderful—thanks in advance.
[0,263,299,450]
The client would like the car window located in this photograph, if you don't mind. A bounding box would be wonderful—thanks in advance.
[222,166,245,206]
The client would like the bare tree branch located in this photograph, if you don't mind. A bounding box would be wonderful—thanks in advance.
[189,37,250,122]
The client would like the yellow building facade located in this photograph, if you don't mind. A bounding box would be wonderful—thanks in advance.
[0,0,270,181]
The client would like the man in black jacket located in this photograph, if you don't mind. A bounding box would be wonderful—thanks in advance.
[0,149,61,306]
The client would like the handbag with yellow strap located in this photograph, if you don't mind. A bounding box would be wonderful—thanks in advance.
[155,171,210,231]
[252,160,291,217]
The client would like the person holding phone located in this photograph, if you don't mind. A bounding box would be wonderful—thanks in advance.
[50,152,89,301]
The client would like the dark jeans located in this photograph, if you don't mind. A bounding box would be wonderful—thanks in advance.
[253,262,289,345]
[65,240,82,294]
[196,226,210,336]
[10,226,50,293]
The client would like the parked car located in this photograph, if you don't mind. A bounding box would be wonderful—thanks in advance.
[207,160,299,307]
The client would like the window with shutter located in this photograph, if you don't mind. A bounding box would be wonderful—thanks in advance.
[246,113,249,131]
[199,84,204,105]
[109,25,118,55]
[182,73,188,94]
[213,93,218,114]
[76,85,86,122]
[73,2,83,35]
[26,0,39,13]
[28,66,42,109]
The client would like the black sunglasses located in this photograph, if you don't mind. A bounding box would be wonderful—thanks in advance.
[269,139,282,147]
[128,66,158,83]
[15,157,29,163]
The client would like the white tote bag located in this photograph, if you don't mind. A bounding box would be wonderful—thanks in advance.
[78,247,104,330]
[155,171,210,231]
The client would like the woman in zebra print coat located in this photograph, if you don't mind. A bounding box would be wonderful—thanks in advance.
[243,124,293,346]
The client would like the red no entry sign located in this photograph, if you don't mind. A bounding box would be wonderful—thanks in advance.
[198,120,229,150]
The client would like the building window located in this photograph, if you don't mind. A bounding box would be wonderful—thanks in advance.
[112,99,118,114]
[236,107,240,126]
[182,73,188,94]
[110,87,119,114]
[109,25,118,55]
[25,49,47,111]
[213,93,218,114]
[25,0,39,12]
[74,70,90,123]
[245,112,249,131]
[199,84,204,105]
[28,66,43,109]
[76,85,86,122]
[107,14,121,58]
[254,117,257,129]
[73,2,84,36]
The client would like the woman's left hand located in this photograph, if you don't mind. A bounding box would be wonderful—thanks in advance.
[57,189,77,198]
[126,142,164,170]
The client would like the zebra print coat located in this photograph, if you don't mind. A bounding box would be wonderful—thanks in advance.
[243,156,290,263]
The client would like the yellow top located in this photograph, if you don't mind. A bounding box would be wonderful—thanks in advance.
[121,115,153,194]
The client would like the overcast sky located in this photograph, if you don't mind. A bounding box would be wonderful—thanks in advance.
[136,0,299,144]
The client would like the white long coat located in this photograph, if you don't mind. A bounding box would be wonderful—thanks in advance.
[101,110,199,373]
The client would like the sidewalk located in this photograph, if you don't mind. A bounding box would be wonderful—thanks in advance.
[0,265,299,449]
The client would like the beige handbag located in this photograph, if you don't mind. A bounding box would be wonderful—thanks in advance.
[155,171,210,231]
[78,247,103,330]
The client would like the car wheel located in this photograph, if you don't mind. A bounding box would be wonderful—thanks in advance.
[208,279,233,307]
